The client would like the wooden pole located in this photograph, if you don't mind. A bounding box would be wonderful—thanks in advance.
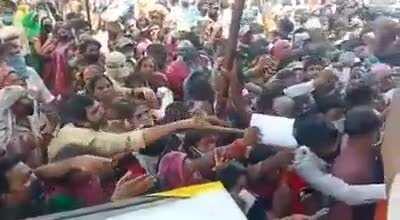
[84,0,92,31]
[224,0,246,72]
[215,0,245,117]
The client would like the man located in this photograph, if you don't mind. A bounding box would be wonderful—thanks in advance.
[329,107,383,220]
[0,29,54,103]
[48,95,217,161]
[0,154,154,219]
[71,38,105,74]
[0,155,48,219]
[272,113,340,217]
[0,85,46,167]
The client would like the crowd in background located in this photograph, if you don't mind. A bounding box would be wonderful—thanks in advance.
[0,0,398,219]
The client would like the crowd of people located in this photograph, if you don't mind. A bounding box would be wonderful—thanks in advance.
[0,0,398,219]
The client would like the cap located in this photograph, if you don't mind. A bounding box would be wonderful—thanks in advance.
[106,51,126,65]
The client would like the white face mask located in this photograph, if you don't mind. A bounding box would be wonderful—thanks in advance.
[106,65,130,80]
[332,118,345,133]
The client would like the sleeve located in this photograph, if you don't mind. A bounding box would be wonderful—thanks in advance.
[26,67,55,103]
[48,126,146,161]
[90,129,146,156]
[283,80,315,98]
[293,146,386,205]
[0,86,27,111]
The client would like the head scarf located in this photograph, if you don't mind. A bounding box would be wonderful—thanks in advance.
[105,51,130,80]
[21,11,42,40]
[165,59,190,99]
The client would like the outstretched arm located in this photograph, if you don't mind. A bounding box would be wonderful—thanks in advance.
[293,146,386,205]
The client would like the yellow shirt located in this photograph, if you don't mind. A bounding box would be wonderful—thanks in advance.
[48,124,145,161]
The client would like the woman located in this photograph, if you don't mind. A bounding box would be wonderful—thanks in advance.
[127,56,168,91]
[74,64,104,94]
[86,75,119,113]
[39,22,73,97]
[86,75,158,123]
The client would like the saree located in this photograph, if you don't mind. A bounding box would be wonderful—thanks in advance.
[42,42,72,96]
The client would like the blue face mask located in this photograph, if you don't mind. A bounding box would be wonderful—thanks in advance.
[1,12,14,25]
[7,55,28,78]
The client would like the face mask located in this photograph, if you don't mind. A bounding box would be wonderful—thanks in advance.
[1,13,14,25]
[7,55,28,78]
[332,118,345,133]
[107,66,129,80]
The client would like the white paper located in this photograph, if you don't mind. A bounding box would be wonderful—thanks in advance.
[250,114,298,148]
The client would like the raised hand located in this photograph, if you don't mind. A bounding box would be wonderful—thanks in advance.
[112,173,155,201]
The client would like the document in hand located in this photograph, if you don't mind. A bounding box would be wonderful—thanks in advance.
[250,113,298,148]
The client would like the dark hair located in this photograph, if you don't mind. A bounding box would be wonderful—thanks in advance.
[248,38,269,60]
[315,94,345,114]
[345,82,375,108]
[140,135,181,157]
[86,74,113,96]
[0,155,21,195]
[79,38,101,53]
[60,95,94,124]
[110,99,136,120]
[134,56,155,74]
[185,71,215,104]
[344,106,382,136]
[146,44,168,71]
[179,32,202,49]
[303,56,325,70]
[294,113,338,149]
[68,18,90,31]
[162,101,191,124]
[217,161,247,191]
[278,17,294,36]
[182,130,217,159]
[65,12,82,21]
